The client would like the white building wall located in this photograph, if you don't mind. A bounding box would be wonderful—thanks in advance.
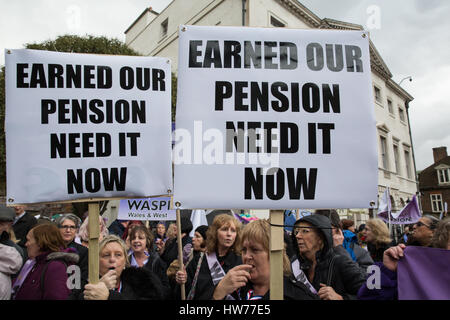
[248,0,310,28]
[124,0,417,222]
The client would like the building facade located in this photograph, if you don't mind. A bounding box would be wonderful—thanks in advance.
[418,147,450,219]
[124,0,417,224]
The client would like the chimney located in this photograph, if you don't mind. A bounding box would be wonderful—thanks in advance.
[433,146,448,163]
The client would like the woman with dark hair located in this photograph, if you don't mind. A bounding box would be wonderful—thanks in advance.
[127,225,170,297]
[290,215,366,300]
[12,224,78,300]
[186,225,208,266]
[175,214,242,300]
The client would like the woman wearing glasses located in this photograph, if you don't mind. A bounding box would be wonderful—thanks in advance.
[55,214,88,286]
[290,215,366,300]
[407,215,440,247]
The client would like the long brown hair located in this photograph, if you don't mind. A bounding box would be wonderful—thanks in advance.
[31,224,66,252]
[206,214,242,254]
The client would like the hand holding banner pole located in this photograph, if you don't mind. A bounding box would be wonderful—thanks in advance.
[175,200,186,300]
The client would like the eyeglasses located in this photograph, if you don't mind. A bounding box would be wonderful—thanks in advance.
[414,221,430,229]
[59,225,77,230]
[293,227,313,236]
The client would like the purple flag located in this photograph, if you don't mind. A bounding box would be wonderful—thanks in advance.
[398,246,450,300]
[379,195,421,225]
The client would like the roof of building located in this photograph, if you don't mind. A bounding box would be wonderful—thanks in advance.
[419,155,450,189]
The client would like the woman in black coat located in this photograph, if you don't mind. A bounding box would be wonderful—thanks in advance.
[290,215,366,300]
[213,219,319,300]
[70,235,164,300]
[175,214,242,300]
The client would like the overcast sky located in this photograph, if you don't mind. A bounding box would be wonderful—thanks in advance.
[1,0,449,170]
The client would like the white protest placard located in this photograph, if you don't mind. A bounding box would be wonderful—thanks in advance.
[5,49,172,204]
[118,197,175,221]
[174,25,378,209]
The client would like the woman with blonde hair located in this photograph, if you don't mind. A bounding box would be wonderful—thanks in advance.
[364,218,394,262]
[175,214,242,300]
[70,235,164,300]
[213,219,319,300]
[77,215,109,248]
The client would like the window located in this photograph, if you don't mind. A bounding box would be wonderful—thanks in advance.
[374,86,382,103]
[387,99,393,114]
[380,136,389,170]
[437,168,450,184]
[270,16,286,28]
[160,18,168,38]
[399,106,405,122]
[404,150,412,179]
[393,144,400,174]
[431,194,443,212]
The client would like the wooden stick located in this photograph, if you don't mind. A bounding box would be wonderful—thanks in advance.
[88,202,100,284]
[176,208,186,300]
[269,209,284,300]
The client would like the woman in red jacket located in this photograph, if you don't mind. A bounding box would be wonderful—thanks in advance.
[12,224,78,300]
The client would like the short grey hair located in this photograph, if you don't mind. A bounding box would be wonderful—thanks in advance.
[423,215,440,230]
[55,213,81,229]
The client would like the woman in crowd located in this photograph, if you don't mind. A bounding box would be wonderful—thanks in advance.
[290,215,366,300]
[160,217,193,267]
[77,215,109,248]
[358,218,450,300]
[188,226,208,263]
[70,235,164,300]
[166,223,177,241]
[127,225,170,297]
[213,219,319,300]
[364,218,394,262]
[175,214,242,300]
[12,224,78,300]
[55,214,88,285]
[154,222,167,253]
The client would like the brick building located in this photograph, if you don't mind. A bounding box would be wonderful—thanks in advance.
[418,146,450,219]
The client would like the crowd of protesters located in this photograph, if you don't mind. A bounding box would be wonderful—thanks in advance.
[0,203,449,300]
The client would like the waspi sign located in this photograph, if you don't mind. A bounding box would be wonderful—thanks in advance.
[174,26,378,209]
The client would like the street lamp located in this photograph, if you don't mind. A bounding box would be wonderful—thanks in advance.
[399,76,412,86]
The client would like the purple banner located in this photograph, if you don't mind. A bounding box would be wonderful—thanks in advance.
[398,246,450,300]
[379,195,421,225]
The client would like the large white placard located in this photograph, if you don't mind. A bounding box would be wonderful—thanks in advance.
[174,25,378,209]
[6,49,172,204]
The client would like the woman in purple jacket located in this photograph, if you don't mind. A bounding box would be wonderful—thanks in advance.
[12,223,78,300]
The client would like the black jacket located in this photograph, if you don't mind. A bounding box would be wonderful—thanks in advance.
[231,276,320,300]
[12,212,37,250]
[128,251,171,299]
[291,215,366,300]
[175,250,242,300]
[70,267,164,300]
[160,235,192,268]
[334,244,374,273]
[367,241,395,263]
[67,241,88,285]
